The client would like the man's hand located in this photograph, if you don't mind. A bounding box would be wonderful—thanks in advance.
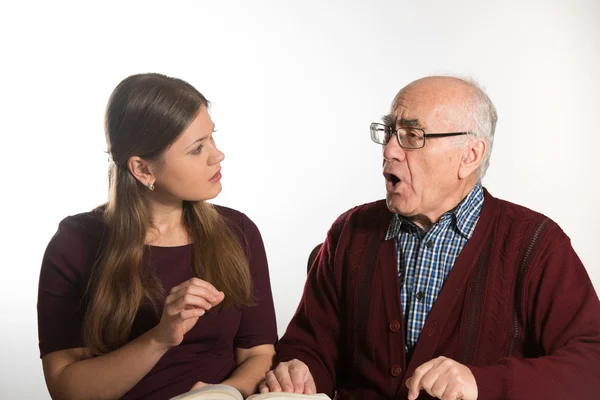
[258,359,316,394]
[406,356,478,400]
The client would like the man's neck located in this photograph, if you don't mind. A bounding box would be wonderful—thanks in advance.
[410,180,479,232]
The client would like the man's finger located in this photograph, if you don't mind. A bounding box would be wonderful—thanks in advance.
[407,358,439,400]
[419,363,446,398]
[273,363,294,392]
[288,364,307,394]
[265,370,282,392]
[427,370,450,399]
[258,380,269,394]
[440,381,462,400]
[304,373,317,395]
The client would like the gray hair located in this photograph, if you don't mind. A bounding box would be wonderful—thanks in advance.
[391,76,498,178]
[462,78,498,178]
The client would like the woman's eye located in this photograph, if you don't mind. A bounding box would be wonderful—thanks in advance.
[191,145,203,155]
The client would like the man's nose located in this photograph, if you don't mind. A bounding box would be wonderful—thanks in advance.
[382,136,406,162]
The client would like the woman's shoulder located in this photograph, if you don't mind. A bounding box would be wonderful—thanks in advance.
[46,206,107,261]
[213,204,244,220]
[56,206,107,241]
[41,206,107,285]
[213,204,261,238]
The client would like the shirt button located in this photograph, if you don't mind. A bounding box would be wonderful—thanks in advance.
[389,320,400,332]
[425,240,434,249]
[416,291,424,301]
[390,365,402,377]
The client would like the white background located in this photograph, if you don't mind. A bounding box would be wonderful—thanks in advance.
[1,0,599,397]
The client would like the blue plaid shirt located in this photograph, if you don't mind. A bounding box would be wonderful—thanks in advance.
[385,183,484,355]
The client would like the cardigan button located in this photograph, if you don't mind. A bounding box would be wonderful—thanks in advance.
[390,365,402,377]
[389,320,400,332]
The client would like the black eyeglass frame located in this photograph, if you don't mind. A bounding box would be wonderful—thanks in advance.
[370,122,471,149]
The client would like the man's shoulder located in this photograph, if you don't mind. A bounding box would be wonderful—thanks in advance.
[484,189,567,241]
[332,199,392,233]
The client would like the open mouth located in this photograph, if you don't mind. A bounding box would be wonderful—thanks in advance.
[384,172,401,187]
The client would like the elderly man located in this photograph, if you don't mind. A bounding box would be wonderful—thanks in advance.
[260,76,600,399]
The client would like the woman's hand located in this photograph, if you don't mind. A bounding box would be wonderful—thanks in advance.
[151,278,224,350]
[191,381,209,390]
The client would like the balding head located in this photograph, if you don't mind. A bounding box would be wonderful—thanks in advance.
[379,76,496,228]
[391,76,497,177]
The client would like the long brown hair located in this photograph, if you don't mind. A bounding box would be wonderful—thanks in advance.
[83,73,254,355]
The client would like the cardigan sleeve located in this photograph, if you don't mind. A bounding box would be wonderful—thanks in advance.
[470,231,600,399]
[274,212,349,398]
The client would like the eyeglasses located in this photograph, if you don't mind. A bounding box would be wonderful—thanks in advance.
[370,122,470,149]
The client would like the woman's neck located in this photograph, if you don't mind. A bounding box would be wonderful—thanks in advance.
[144,196,190,247]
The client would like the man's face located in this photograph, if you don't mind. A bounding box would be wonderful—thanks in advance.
[383,82,468,220]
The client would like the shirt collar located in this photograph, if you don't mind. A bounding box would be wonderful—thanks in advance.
[385,183,484,240]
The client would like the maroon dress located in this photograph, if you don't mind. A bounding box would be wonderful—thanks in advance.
[37,205,277,399]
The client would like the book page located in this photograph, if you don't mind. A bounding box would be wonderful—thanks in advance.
[247,392,331,400]
[170,384,244,400]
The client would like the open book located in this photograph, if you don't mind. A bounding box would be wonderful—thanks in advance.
[170,384,331,400]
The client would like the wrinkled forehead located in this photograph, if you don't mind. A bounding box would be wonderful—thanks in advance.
[389,84,469,130]
[388,93,443,130]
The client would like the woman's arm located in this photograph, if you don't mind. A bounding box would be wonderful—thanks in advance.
[221,344,276,398]
[42,328,169,400]
[43,278,222,400]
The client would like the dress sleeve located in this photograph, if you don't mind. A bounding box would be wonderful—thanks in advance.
[37,217,94,357]
[233,213,278,349]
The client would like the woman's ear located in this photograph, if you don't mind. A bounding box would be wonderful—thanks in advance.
[127,156,155,188]
[458,139,486,180]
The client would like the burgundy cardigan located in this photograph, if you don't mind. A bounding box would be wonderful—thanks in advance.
[275,189,600,399]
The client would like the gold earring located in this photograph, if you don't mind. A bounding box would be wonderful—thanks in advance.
[147,182,155,191]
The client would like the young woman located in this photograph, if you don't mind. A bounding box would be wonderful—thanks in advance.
[37,73,277,399]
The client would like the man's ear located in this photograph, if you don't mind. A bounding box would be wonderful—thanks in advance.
[458,139,486,179]
[127,156,155,187]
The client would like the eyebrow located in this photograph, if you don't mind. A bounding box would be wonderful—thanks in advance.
[398,118,422,128]
[382,115,423,129]
[185,124,216,150]
[382,114,396,127]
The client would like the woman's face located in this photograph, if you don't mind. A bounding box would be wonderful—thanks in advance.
[149,106,224,202]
